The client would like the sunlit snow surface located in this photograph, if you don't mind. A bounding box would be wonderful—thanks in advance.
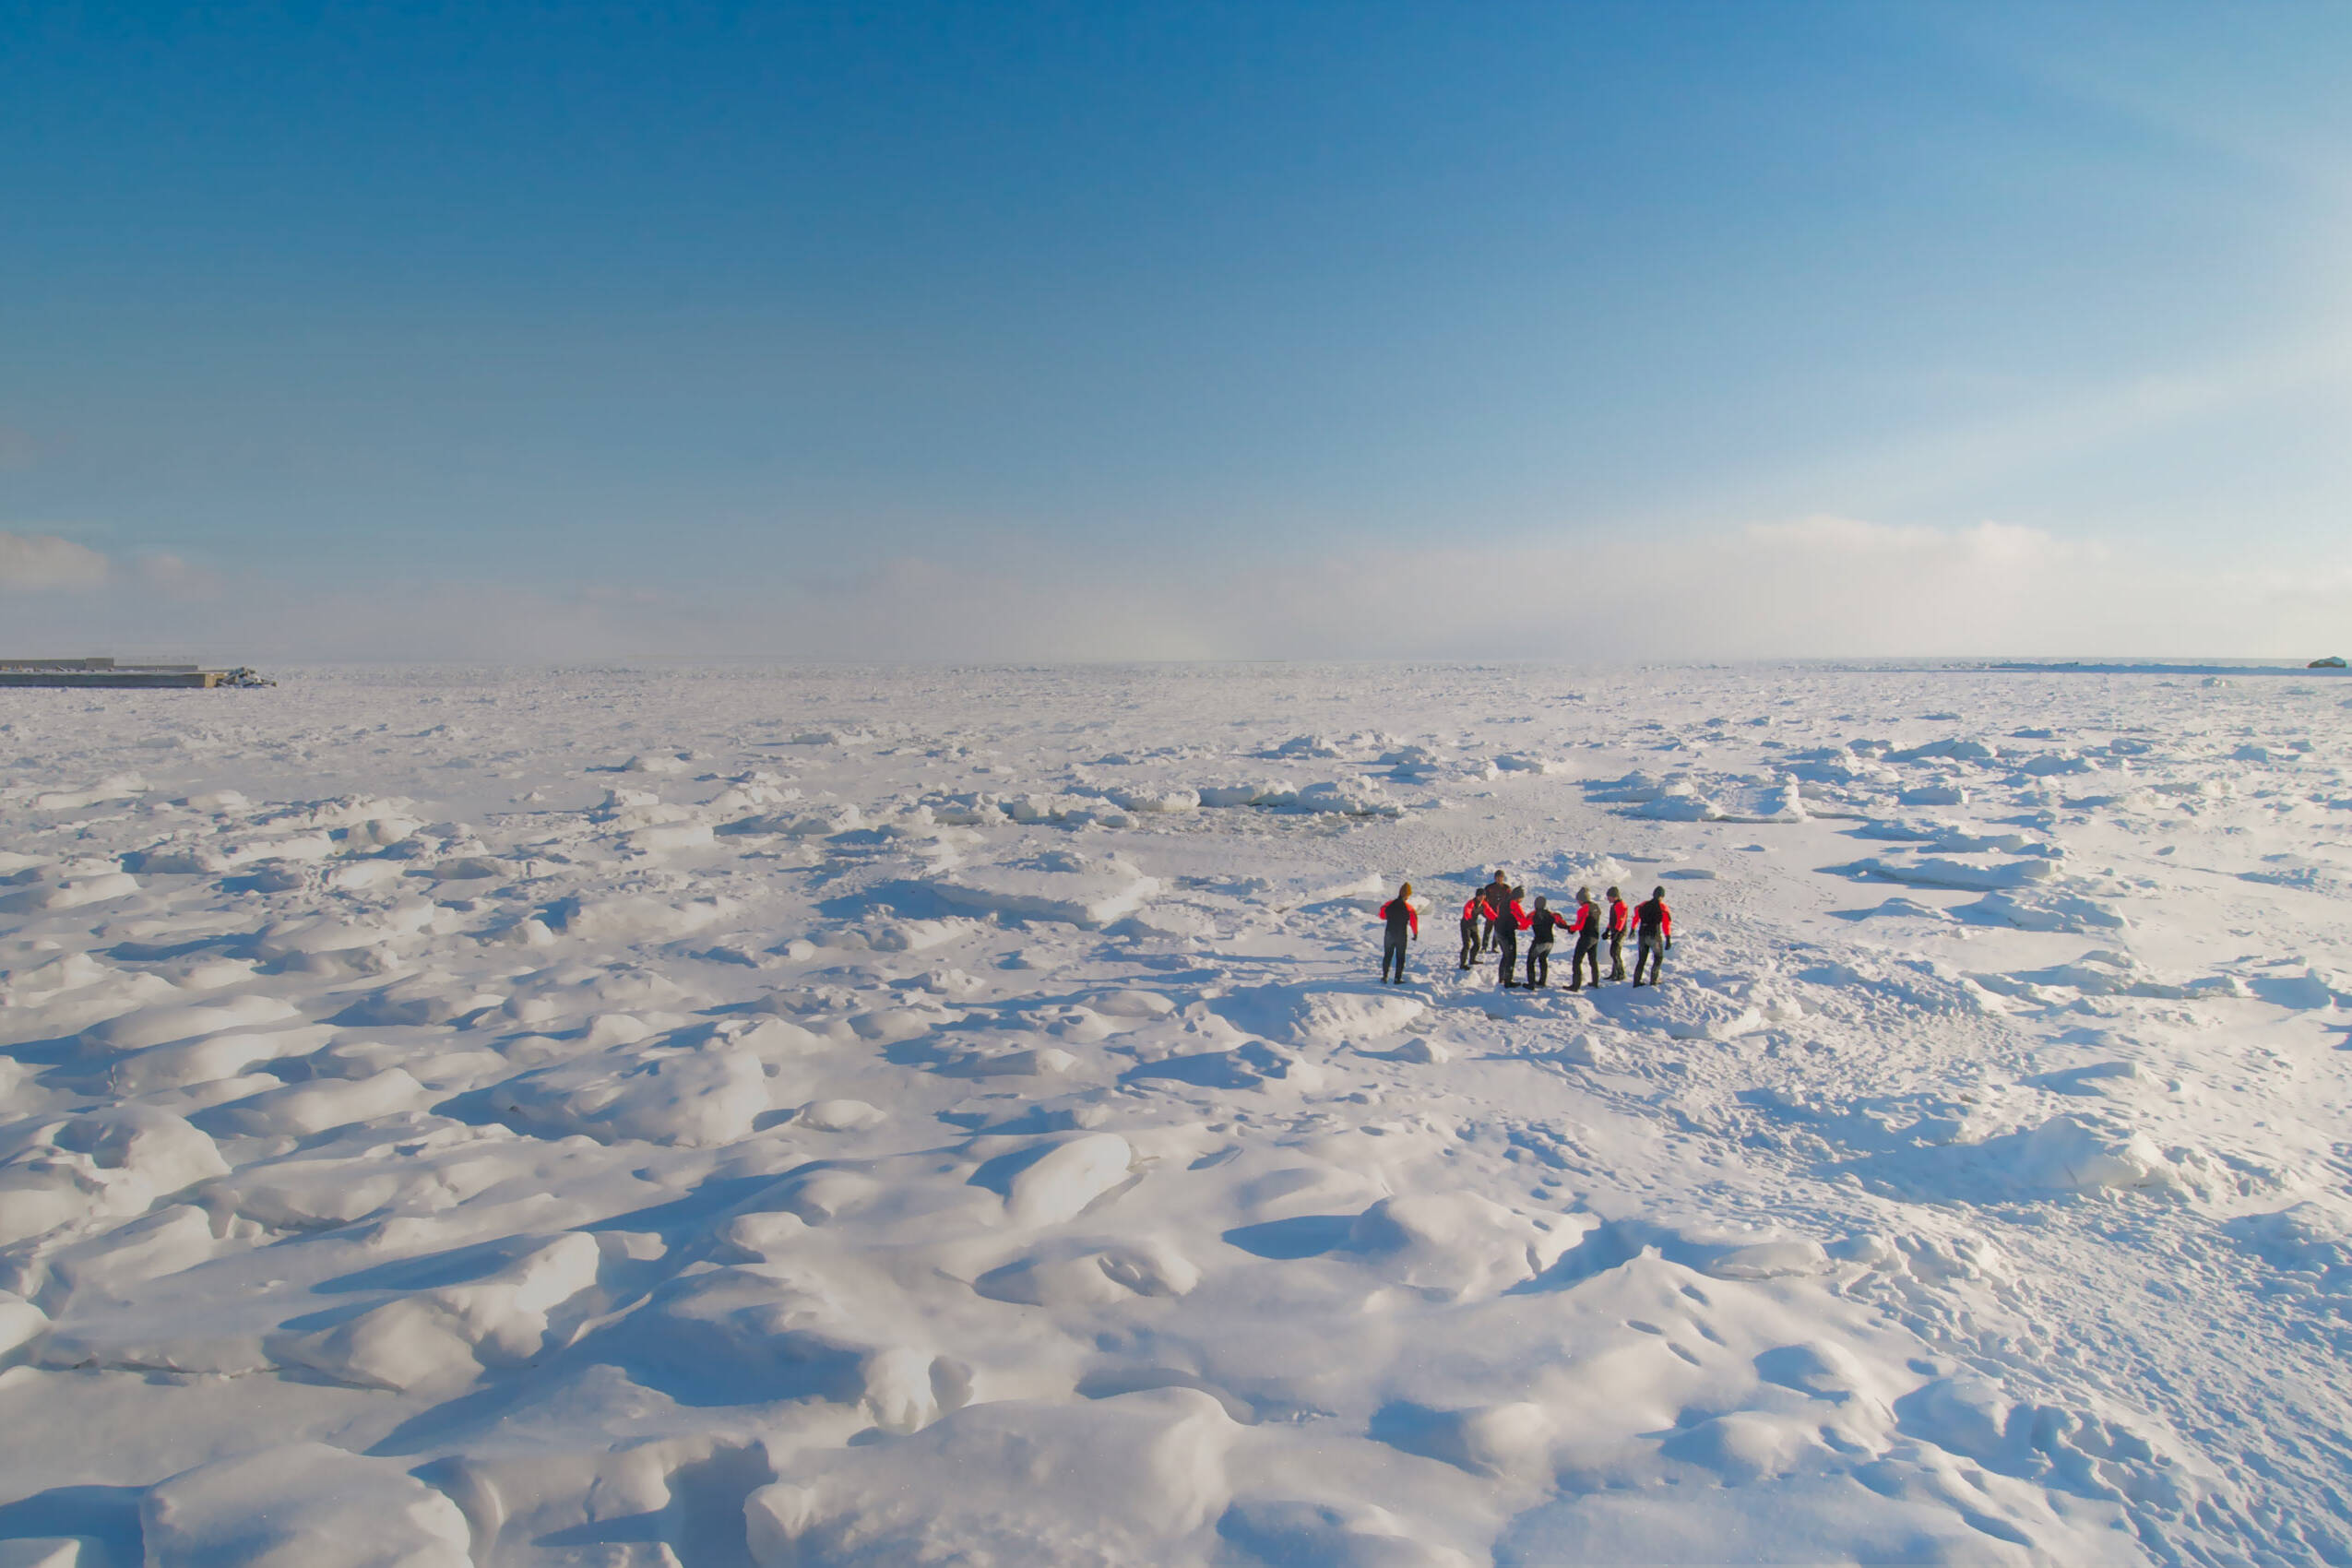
[3,662,2350,1566]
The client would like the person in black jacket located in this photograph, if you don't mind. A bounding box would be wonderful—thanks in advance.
[1479,870,1513,952]
[1565,886,1603,990]
[1524,895,1570,987]
[1633,887,1673,985]
[1494,885,1530,987]
[1376,883,1418,984]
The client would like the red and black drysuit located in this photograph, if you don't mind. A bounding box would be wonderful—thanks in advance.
[1633,895,1673,985]
[1565,899,1603,989]
[1493,897,1533,988]
[1605,895,1631,980]
[1458,894,1493,969]
[1377,897,1419,984]
[1524,904,1570,987]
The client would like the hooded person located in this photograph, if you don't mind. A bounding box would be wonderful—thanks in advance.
[1494,885,1532,988]
[1479,870,1514,950]
[1525,894,1570,987]
[1458,885,1492,969]
[1566,885,1603,990]
[1605,885,1631,980]
[1633,885,1673,985]
[1377,882,1419,984]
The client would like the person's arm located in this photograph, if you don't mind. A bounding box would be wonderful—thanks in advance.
[1662,906,1673,946]
[1408,907,1420,938]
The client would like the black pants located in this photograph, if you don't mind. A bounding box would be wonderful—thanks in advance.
[1496,936,1518,987]
[1608,932,1625,980]
[1634,935,1664,983]
[1568,937,1600,988]
[1525,944,1551,987]
[1382,940,1408,983]
[1458,920,1479,968]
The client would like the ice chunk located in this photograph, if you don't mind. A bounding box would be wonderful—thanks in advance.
[1830,856,2057,890]
[1103,786,1200,814]
[1953,887,2128,932]
[797,1099,885,1133]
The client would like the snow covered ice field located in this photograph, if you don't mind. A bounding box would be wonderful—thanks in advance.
[3,661,2351,1567]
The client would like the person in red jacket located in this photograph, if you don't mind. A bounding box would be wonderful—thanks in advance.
[1632,886,1672,985]
[1457,889,1491,970]
[1523,895,1569,987]
[1565,885,1603,990]
[1493,885,1532,988]
[1605,885,1631,980]
[1376,882,1419,984]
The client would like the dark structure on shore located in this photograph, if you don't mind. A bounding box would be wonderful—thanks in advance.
[0,658,273,689]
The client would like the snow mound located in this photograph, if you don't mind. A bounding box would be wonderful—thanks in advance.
[81,993,300,1053]
[744,1388,1236,1567]
[1953,886,2128,932]
[974,1235,1199,1306]
[1348,1194,1593,1300]
[1291,989,1428,1044]
[272,1231,601,1393]
[0,1106,229,1246]
[1859,1113,2182,1199]
[546,893,737,944]
[1830,856,2057,890]
[486,1045,770,1146]
[934,851,1160,928]
[143,1443,470,1567]
[1002,1133,1135,1226]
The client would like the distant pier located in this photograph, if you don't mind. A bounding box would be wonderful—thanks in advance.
[0,658,273,689]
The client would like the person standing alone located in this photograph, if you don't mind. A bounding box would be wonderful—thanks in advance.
[1632,885,1673,985]
[1377,883,1419,984]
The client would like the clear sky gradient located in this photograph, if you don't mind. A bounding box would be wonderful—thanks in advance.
[5,2,2348,659]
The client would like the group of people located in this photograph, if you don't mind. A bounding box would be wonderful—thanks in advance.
[1375,873,1672,990]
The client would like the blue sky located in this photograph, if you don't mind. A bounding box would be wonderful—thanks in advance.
[4,1,2348,658]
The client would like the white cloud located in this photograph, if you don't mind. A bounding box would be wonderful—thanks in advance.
[0,531,110,592]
